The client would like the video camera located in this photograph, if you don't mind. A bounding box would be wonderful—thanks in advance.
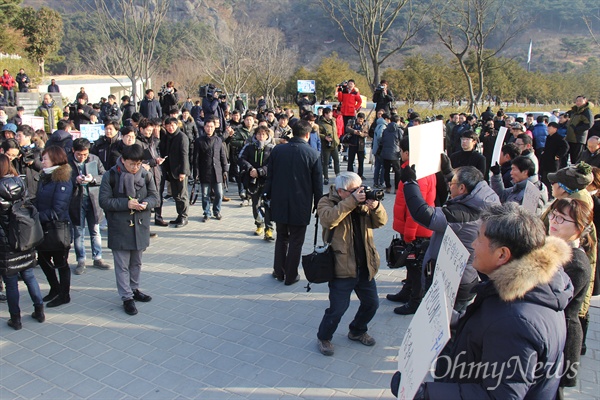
[199,84,222,99]
[337,81,349,93]
[386,236,429,269]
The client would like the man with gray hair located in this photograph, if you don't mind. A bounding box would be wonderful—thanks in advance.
[316,171,387,356]
[399,165,500,314]
[392,202,574,399]
[577,135,600,167]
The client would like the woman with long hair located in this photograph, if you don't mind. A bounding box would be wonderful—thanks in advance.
[0,154,43,329]
[35,146,73,308]
[547,198,594,399]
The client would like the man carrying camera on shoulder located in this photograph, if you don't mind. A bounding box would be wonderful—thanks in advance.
[337,79,362,126]
[316,171,387,356]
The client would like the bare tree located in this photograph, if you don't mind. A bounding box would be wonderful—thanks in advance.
[583,14,600,49]
[251,30,297,108]
[433,0,523,113]
[316,0,428,91]
[185,22,258,99]
[90,0,171,103]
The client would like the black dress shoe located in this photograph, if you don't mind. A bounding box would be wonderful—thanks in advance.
[202,215,209,222]
[394,301,419,315]
[133,289,152,302]
[47,294,70,308]
[214,213,222,220]
[169,218,183,225]
[284,275,300,286]
[174,219,188,228]
[123,299,138,315]
[386,287,411,303]
[155,218,169,227]
[271,271,284,282]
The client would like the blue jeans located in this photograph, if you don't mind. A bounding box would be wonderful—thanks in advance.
[73,196,102,262]
[373,156,384,186]
[2,268,43,315]
[201,182,223,217]
[317,271,379,341]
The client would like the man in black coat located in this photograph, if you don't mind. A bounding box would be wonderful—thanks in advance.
[449,130,486,176]
[15,124,42,200]
[194,117,228,222]
[68,138,111,275]
[372,80,395,115]
[541,122,570,195]
[159,117,189,227]
[264,120,323,285]
[69,95,94,130]
[120,96,136,125]
[91,121,121,171]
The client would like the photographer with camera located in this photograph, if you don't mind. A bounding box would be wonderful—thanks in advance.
[202,84,227,136]
[315,171,387,356]
[159,81,179,117]
[68,94,94,130]
[238,126,274,240]
[387,136,436,315]
[100,95,123,125]
[318,108,339,185]
[296,92,317,119]
[15,125,42,200]
[372,80,395,115]
[337,80,362,126]
[344,112,369,179]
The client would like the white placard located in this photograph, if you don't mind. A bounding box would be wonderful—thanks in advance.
[408,120,444,180]
[521,181,540,214]
[20,115,45,132]
[396,226,469,399]
[297,80,315,93]
[79,124,105,142]
[491,126,508,166]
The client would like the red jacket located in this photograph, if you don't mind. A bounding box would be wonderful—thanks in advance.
[337,88,362,117]
[393,161,436,242]
[333,110,345,138]
[1,73,16,90]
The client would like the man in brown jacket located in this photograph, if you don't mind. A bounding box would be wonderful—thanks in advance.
[316,171,387,356]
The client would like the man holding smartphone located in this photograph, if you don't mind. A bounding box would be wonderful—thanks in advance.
[99,144,160,316]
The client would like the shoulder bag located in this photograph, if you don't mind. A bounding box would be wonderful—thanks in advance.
[302,213,336,292]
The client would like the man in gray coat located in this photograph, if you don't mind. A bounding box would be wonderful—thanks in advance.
[99,144,160,316]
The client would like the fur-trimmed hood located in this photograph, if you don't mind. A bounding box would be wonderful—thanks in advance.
[489,236,573,304]
[44,163,72,183]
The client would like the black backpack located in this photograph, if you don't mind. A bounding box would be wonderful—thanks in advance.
[8,199,44,252]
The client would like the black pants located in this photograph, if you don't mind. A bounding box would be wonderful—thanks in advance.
[347,146,365,177]
[169,176,189,219]
[38,249,71,296]
[383,159,401,191]
[273,223,307,283]
[568,142,584,165]
[155,173,166,220]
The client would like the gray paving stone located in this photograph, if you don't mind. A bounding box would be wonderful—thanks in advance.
[2,168,599,400]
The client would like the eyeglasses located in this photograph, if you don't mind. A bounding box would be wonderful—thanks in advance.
[341,187,360,193]
[549,211,575,225]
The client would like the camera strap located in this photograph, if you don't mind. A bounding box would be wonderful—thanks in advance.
[312,212,335,250]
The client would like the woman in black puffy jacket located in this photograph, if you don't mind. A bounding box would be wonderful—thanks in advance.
[0,154,44,330]
[35,146,73,308]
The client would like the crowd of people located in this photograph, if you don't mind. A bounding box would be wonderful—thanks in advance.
[0,74,599,399]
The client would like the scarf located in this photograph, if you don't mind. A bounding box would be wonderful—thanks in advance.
[116,157,145,198]
[43,165,60,175]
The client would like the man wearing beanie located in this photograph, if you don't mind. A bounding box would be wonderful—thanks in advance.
[547,162,594,207]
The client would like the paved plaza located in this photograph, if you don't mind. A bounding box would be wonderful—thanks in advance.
[1,165,599,399]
